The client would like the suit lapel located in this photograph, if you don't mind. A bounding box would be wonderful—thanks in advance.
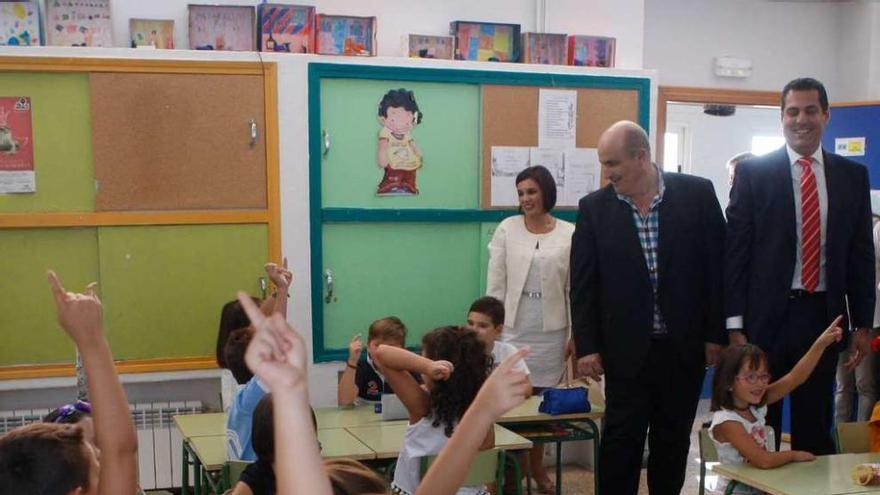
[822,150,839,256]
[772,148,797,248]
[604,188,650,279]
[657,173,677,280]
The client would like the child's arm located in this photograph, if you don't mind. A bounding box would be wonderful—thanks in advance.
[377,138,390,168]
[373,345,453,423]
[337,334,362,406]
[48,271,138,495]
[766,315,843,404]
[238,292,333,495]
[265,259,293,319]
[416,348,531,495]
[230,482,254,495]
[712,421,814,469]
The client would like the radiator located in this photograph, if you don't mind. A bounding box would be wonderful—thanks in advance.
[0,400,203,491]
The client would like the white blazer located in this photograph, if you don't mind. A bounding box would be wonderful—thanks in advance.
[486,215,575,332]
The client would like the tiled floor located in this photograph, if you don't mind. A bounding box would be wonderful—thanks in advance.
[544,399,774,495]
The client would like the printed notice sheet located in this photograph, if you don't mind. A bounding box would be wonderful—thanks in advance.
[490,146,531,207]
[0,96,35,193]
[538,89,577,149]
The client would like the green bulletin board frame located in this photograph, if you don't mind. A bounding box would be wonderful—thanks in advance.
[308,62,651,362]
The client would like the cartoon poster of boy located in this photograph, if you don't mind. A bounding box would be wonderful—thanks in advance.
[376,89,423,195]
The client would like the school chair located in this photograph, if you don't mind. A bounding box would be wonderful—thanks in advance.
[419,448,510,494]
[835,421,870,453]
[221,460,253,494]
[698,424,775,495]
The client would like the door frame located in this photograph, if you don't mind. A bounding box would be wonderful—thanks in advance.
[656,86,780,169]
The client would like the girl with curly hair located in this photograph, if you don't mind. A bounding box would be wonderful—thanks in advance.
[373,325,492,495]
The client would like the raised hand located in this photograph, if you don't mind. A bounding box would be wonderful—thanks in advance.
[48,270,103,345]
[817,315,844,348]
[347,334,363,365]
[472,346,531,418]
[238,291,306,392]
[265,257,293,291]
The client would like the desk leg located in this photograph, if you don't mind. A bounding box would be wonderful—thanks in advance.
[181,442,190,495]
[555,441,562,495]
[194,461,202,495]
[585,419,600,495]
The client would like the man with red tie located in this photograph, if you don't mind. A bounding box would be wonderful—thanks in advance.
[725,77,875,454]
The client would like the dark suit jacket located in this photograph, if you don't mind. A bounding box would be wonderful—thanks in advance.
[724,147,874,349]
[571,172,726,378]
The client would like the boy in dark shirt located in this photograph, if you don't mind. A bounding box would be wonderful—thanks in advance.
[338,316,407,405]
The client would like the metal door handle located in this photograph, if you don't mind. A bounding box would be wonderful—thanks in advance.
[249,118,258,147]
[324,269,334,303]
[322,130,331,156]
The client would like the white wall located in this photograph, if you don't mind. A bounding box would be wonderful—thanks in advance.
[545,0,645,69]
[667,103,782,210]
[643,0,842,96]
[96,0,648,61]
[835,1,873,101]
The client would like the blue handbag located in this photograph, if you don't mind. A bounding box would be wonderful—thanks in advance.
[538,386,590,415]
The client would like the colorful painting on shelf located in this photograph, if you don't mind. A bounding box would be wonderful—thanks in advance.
[521,33,567,65]
[0,1,40,46]
[568,35,616,68]
[258,3,315,53]
[408,34,453,59]
[188,4,255,51]
[46,0,112,47]
[316,14,375,56]
[130,19,174,49]
[450,21,520,62]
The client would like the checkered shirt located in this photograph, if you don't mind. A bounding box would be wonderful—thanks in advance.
[616,169,667,336]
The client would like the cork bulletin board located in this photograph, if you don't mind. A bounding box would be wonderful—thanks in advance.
[480,84,640,208]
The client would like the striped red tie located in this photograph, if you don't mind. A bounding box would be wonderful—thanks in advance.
[799,157,820,292]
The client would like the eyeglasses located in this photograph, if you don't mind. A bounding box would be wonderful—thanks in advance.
[52,400,92,423]
[735,373,771,384]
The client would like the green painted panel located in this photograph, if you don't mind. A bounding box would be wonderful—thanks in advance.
[0,72,94,212]
[97,225,268,360]
[322,223,481,350]
[0,228,98,365]
[320,78,480,209]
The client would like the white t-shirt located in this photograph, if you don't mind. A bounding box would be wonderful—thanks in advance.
[391,417,488,495]
[708,406,769,495]
[492,341,530,375]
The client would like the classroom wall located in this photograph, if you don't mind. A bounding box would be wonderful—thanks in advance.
[97,0,645,67]
[836,1,875,102]
[643,0,843,97]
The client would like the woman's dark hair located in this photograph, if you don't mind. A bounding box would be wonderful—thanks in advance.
[216,297,258,368]
[0,422,90,495]
[422,326,490,437]
[515,165,557,212]
[378,88,423,124]
[711,343,769,411]
[325,458,387,495]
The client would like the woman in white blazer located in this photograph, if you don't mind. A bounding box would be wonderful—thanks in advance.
[486,165,574,493]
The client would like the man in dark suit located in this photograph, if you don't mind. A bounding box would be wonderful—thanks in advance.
[571,121,726,495]
[725,77,874,454]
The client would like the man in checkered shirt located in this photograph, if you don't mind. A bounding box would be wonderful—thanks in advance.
[571,121,726,495]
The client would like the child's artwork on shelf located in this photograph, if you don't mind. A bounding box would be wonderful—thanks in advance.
[316,14,375,56]
[450,21,520,62]
[47,0,112,47]
[258,3,315,53]
[521,33,567,65]
[130,19,174,49]
[188,4,255,51]
[0,1,40,46]
[408,34,453,59]
[567,35,616,67]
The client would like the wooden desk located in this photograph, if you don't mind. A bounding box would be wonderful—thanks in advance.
[319,428,376,461]
[712,452,880,495]
[497,396,603,495]
[345,423,532,460]
[173,413,226,438]
[315,404,407,429]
